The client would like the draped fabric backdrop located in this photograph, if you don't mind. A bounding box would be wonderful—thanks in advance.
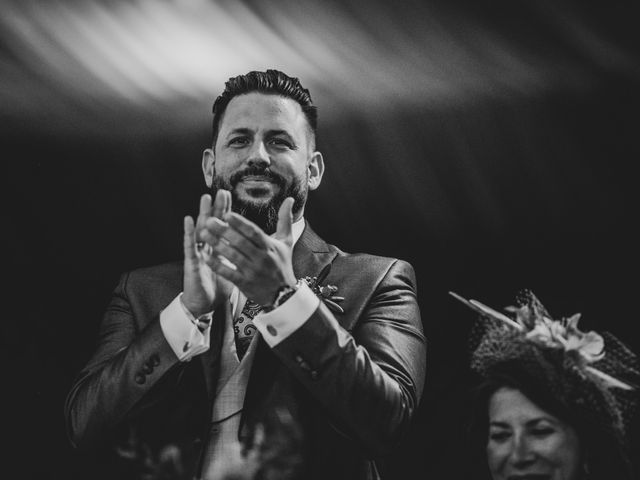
[3,0,639,478]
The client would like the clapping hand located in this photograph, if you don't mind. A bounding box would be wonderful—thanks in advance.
[182,190,233,317]
[200,197,297,306]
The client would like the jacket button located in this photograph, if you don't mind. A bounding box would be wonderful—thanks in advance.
[310,370,319,381]
[151,354,160,366]
[294,355,313,372]
[134,373,146,384]
[142,363,153,374]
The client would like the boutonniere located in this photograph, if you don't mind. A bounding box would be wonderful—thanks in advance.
[301,263,345,314]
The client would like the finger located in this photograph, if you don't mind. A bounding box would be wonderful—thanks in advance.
[203,217,261,260]
[197,194,212,224]
[222,189,231,217]
[201,247,237,272]
[184,215,197,261]
[211,189,228,219]
[209,240,254,272]
[195,194,212,245]
[224,212,269,249]
[217,255,238,272]
[275,197,294,243]
[208,255,244,287]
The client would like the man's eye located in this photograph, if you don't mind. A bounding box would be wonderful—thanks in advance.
[229,137,249,146]
[269,138,293,148]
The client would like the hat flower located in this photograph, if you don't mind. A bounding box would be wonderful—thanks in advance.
[504,302,606,364]
[450,290,630,390]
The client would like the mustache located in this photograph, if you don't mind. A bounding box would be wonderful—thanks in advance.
[229,165,285,188]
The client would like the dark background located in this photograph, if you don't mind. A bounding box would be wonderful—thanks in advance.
[3,0,639,478]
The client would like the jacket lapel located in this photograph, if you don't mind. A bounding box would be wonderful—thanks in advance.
[291,223,337,279]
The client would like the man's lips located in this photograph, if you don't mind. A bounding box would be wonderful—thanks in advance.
[239,175,274,183]
[507,474,551,480]
[235,176,280,196]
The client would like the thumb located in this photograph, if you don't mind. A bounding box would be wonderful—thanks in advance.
[275,197,294,244]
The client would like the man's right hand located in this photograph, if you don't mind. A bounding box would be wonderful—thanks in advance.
[182,190,232,317]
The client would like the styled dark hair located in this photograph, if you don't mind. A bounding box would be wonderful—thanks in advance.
[211,69,317,148]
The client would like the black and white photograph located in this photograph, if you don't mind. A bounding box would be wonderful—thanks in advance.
[3,1,639,479]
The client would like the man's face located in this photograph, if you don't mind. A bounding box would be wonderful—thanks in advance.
[202,92,323,234]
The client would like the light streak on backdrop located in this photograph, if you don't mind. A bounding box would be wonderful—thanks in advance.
[0,0,637,136]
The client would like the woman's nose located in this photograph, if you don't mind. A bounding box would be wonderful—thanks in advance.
[509,434,536,466]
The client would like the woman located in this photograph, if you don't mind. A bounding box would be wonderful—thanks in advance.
[451,290,640,480]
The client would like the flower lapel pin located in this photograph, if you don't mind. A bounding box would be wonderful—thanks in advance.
[301,263,345,314]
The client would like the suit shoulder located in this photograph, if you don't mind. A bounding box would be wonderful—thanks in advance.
[334,249,413,270]
[330,248,416,283]
[120,261,183,292]
[126,260,182,280]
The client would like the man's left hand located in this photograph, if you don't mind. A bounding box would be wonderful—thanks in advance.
[200,197,297,306]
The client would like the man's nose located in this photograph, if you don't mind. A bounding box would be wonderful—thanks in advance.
[247,141,270,167]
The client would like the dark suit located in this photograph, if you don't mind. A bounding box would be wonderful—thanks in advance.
[65,225,426,480]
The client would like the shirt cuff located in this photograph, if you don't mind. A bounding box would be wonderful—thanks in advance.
[159,294,211,361]
[253,282,320,348]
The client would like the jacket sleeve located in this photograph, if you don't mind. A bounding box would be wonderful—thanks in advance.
[64,272,182,450]
[270,258,426,456]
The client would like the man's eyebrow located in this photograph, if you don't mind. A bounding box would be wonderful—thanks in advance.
[265,129,294,139]
[225,127,253,138]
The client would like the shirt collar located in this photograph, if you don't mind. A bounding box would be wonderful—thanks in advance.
[291,216,305,246]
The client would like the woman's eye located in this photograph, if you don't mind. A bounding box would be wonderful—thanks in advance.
[531,428,554,437]
[488,431,510,442]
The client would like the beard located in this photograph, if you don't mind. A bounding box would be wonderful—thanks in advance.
[211,164,308,234]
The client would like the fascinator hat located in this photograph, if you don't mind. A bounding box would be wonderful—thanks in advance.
[451,290,640,475]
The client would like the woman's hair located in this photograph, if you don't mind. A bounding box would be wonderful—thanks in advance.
[465,371,635,480]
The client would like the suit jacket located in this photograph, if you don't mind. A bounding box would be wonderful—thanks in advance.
[65,225,426,480]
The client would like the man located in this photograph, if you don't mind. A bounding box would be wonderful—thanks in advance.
[65,70,426,480]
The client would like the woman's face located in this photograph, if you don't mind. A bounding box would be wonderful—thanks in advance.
[486,387,582,480]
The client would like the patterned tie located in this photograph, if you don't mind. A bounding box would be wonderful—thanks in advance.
[234,298,263,360]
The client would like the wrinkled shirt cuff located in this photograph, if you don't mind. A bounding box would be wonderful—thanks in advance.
[159,294,211,361]
[254,282,320,347]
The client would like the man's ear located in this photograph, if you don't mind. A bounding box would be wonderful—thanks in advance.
[308,151,324,191]
[202,148,215,188]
